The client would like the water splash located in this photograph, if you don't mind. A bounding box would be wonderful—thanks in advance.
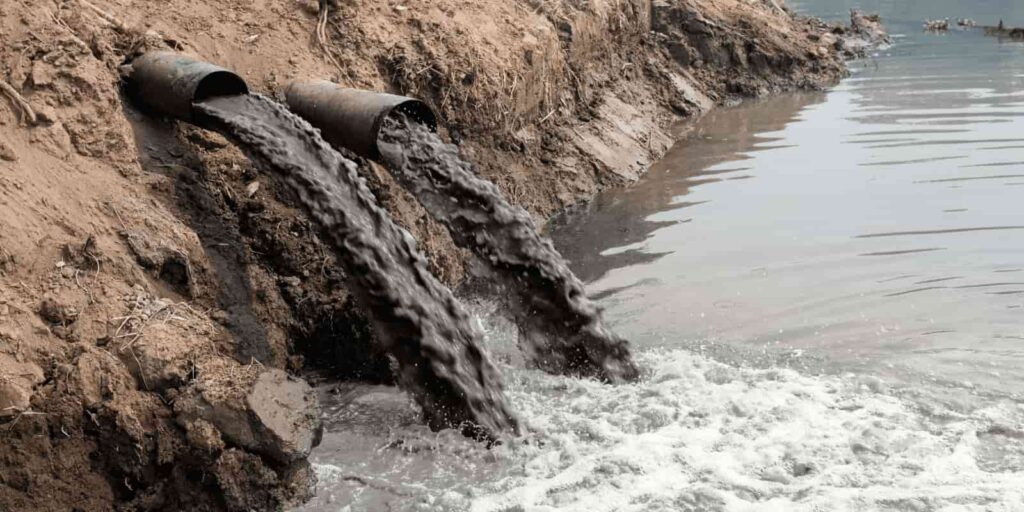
[303,349,1024,511]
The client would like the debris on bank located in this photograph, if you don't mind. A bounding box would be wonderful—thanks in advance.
[984,21,1024,40]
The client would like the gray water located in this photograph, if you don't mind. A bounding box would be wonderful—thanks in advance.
[298,2,1024,510]
[378,116,638,383]
[551,0,1024,399]
[196,95,518,439]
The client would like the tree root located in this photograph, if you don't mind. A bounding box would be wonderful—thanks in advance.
[0,80,37,125]
[314,0,343,71]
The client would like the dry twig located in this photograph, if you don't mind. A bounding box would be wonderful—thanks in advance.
[76,0,128,33]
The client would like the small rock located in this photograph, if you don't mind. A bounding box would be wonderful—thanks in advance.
[246,369,322,462]
[34,105,58,125]
[0,141,16,162]
[30,63,54,87]
[245,181,260,197]
[175,366,321,464]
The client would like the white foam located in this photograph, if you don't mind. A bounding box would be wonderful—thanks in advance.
[465,350,1024,512]
[305,349,1024,511]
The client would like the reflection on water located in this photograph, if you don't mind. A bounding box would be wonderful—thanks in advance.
[549,7,1024,396]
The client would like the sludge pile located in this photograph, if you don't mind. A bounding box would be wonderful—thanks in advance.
[129,52,638,439]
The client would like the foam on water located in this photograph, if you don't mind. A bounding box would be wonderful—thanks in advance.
[309,349,1024,511]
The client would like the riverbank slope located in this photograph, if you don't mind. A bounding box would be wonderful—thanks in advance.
[0,0,879,509]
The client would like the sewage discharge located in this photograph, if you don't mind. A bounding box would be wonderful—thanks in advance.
[283,81,640,382]
[128,52,518,439]
[378,116,640,382]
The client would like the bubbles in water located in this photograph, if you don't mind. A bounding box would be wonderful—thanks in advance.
[306,349,1024,512]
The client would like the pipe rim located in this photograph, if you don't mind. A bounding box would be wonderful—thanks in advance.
[388,99,438,133]
[194,70,250,103]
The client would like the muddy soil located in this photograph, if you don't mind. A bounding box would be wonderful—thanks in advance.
[0,0,879,509]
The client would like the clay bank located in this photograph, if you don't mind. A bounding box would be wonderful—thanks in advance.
[0,1,883,510]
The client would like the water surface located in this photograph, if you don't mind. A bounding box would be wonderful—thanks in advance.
[551,0,1024,397]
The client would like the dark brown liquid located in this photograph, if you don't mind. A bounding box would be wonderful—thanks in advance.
[195,94,518,438]
[378,116,639,382]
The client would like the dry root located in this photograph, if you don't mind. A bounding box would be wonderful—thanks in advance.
[0,80,37,125]
[76,0,128,33]
[314,0,343,70]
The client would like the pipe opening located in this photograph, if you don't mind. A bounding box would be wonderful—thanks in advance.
[125,51,249,122]
[194,71,249,104]
[387,100,437,133]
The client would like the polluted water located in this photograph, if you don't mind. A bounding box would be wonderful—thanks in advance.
[195,94,518,439]
[296,0,1024,508]
[378,115,639,383]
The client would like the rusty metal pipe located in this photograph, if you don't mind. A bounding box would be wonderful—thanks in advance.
[127,51,248,122]
[284,80,437,160]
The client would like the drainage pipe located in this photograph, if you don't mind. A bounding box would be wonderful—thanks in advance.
[284,80,437,160]
[126,51,249,123]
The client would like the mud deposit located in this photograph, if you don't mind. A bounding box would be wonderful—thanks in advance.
[195,94,517,438]
[379,116,638,382]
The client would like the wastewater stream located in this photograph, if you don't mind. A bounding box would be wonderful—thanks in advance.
[298,1,1024,510]
[195,94,518,437]
[378,115,638,383]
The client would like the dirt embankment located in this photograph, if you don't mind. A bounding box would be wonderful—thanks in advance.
[0,0,880,509]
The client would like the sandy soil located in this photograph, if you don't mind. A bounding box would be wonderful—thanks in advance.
[0,0,875,509]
